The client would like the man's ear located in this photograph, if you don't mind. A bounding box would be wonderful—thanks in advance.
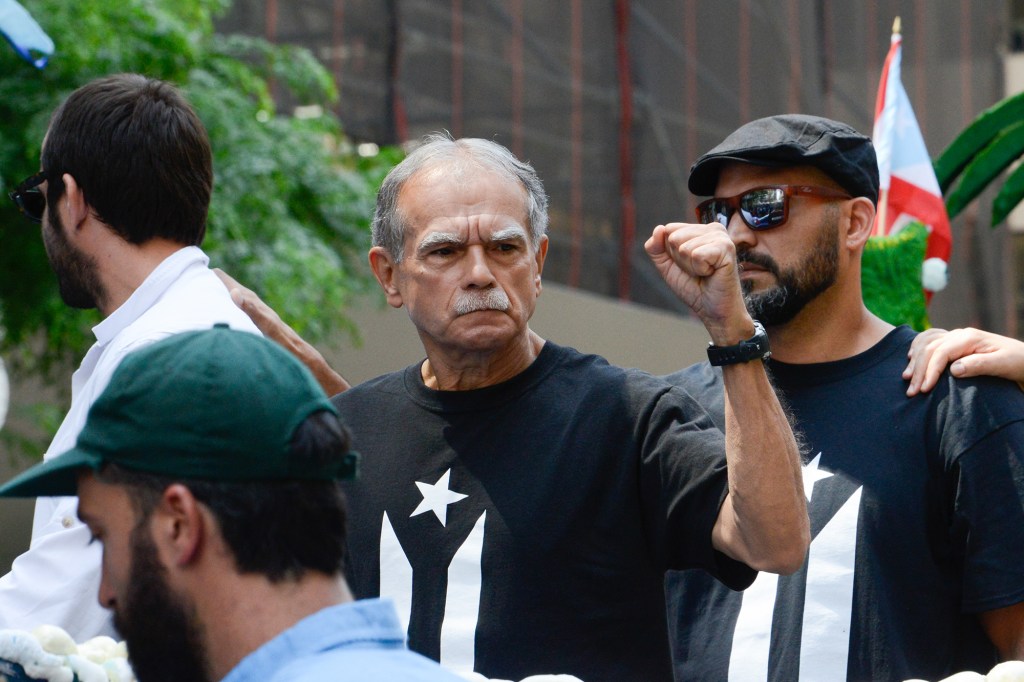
[60,173,89,231]
[369,246,404,309]
[844,197,877,250]
[533,235,549,294]
[151,484,206,568]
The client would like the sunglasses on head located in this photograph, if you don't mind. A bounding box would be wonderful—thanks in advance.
[9,171,49,224]
[695,185,852,231]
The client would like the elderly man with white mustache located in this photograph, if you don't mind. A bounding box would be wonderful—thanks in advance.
[224,132,809,682]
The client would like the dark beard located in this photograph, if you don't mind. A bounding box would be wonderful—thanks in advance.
[114,523,212,682]
[42,207,104,309]
[739,210,840,326]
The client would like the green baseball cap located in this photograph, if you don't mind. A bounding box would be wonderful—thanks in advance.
[0,325,357,498]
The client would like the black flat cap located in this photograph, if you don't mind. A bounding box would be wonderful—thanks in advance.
[688,114,879,204]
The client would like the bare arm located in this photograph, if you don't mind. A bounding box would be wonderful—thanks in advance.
[214,269,351,396]
[645,222,809,573]
[979,601,1024,661]
[904,327,1024,396]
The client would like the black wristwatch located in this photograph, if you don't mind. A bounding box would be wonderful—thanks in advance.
[707,321,771,366]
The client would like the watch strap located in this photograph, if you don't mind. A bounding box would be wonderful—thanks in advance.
[707,321,771,366]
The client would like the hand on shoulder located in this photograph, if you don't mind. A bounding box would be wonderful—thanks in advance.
[903,327,1024,396]
[214,269,351,396]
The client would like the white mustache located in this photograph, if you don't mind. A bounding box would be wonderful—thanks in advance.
[453,289,511,316]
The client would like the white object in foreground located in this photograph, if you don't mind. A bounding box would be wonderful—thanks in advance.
[988,661,1024,682]
[0,629,74,682]
[906,660,1024,682]
[0,625,135,682]
[460,674,585,682]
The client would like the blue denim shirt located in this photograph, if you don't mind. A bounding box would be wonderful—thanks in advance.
[222,598,463,682]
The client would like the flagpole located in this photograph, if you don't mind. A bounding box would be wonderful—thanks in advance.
[874,16,901,238]
[876,197,889,240]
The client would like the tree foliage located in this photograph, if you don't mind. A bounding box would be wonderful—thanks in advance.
[0,0,400,376]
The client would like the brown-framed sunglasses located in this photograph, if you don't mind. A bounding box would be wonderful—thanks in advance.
[695,185,852,230]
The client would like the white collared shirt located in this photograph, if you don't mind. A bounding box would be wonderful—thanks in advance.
[0,246,260,638]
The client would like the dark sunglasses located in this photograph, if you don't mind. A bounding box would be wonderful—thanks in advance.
[9,171,49,223]
[695,185,852,231]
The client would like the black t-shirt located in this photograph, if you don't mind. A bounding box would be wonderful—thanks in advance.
[333,341,754,682]
[664,325,1024,682]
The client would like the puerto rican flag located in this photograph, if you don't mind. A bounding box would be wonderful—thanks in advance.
[872,26,952,293]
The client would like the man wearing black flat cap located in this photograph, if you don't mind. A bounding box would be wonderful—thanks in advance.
[663,114,1024,681]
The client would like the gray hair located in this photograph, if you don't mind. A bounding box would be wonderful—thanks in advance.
[371,133,549,262]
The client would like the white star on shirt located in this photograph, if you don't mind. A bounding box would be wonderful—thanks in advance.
[410,469,468,527]
[802,452,834,503]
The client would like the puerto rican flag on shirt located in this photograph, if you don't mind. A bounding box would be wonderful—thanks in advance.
[872,25,952,293]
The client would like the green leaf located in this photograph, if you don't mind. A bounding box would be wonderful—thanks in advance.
[933,90,1024,193]
[991,160,1024,227]
[945,120,1024,219]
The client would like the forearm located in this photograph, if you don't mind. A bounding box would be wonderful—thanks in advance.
[713,360,809,573]
[274,326,351,396]
[642,221,809,570]
[214,268,351,396]
[979,602,1024,661]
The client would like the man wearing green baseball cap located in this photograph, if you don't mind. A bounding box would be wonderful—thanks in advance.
[0,326,462,682]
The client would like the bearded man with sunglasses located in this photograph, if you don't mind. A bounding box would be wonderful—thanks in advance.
[663,114,1024,681]
[1,73,258,639]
